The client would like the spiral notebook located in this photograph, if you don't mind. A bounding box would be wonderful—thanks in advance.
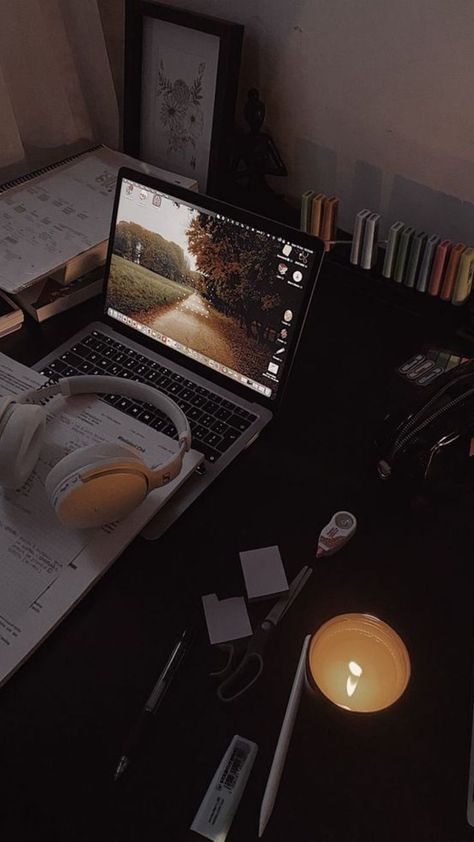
[0,145,197,295]
[0,144,102,194]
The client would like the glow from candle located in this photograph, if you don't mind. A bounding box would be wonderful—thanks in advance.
[348,660,362,676]
[308,614,410,713]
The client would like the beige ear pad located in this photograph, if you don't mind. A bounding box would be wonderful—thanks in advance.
[45,443,141,496]
[0,402,46,488]
[45,443,149,529]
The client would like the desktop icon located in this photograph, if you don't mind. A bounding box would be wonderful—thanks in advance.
[152,194,162,207]
[280,328,288,340]
[278,263,288,275]
[283,309,293,323]
[268,362,279,375]
[293,270,303,282]
[282,244,292,257]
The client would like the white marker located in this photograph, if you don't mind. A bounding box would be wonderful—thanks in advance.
[191,735,258,841]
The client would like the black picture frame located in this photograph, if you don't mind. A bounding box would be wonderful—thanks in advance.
[123,1,243,196]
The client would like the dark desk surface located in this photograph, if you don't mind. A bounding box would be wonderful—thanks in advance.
[0,259,473,842]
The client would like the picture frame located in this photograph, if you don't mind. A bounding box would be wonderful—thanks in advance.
[123,1,244,195]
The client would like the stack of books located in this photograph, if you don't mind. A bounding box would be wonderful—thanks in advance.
[11,266,104,323]
[0,144,198,324]
[0,291,23,338]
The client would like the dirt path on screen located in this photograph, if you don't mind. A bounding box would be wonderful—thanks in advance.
[141,292,238,367]
[136,292,271,377]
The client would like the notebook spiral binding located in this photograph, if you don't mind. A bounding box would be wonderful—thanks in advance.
[0,144,102,193]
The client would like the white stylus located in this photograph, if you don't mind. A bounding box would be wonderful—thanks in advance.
[258,635,310,837]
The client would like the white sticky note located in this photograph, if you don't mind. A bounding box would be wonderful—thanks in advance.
[202,594,252,645]
[239,545,289,601]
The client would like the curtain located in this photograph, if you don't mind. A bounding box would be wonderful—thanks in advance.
[0,0,120,181]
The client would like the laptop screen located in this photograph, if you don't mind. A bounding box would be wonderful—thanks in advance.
[104,176,320,402]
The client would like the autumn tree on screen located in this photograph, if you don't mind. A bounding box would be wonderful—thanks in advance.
[186,214,281,342]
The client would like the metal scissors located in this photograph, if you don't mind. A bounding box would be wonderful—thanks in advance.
[211,565,313,702]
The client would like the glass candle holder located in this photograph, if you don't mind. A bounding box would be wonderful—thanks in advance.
[307,613,410,713]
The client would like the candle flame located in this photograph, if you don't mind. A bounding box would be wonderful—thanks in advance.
[346,660,363,697]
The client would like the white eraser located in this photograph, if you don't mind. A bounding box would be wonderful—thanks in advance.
[202,594,252,645]
[191,735,258,841]
[239,545,289,601]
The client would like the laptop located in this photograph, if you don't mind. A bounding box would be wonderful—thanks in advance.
[34,168,325,539]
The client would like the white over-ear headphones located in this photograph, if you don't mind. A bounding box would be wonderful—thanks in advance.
[0,375,191,529]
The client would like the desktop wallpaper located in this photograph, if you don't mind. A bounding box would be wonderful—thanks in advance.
[106,203,286,380]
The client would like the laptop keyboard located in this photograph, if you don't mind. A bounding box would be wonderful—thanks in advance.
[39,330,258,464]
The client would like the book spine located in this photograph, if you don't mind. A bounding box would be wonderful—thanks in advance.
[404,231,426,288]
[310,193,326,237]
[440,242,465,301]
[452,247,474,306]
[416,234,440,292]
[320,196,339,252]
[350,209,371,266]
[300,190,316,232]
[428,239,452,296]
[360,213,380,270]
[382,220,404,279]
[393,226,414,283]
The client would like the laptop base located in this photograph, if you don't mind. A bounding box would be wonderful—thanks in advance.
[34,320,270,540]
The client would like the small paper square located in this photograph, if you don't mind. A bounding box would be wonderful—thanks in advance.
[202,594,252,645]
[239,545,289,601]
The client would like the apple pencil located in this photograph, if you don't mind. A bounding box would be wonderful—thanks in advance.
[258,634,310,837]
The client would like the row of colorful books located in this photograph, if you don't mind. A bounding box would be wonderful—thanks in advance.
[300,185,474,306]
[300,189,339,251]
[351,207,473,306]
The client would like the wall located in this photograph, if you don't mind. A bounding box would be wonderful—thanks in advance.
[127,0,474,242]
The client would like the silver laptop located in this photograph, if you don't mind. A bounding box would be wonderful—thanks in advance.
[35,168,325,538]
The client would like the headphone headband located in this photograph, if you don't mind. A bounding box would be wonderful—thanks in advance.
[0,375,193,528]
[17,375,192,451]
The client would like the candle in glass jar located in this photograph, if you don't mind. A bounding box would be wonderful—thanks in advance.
[307,613,410,713]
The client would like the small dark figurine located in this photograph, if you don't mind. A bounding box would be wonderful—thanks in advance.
[231,88,287,193]
[244,88,265,134]
[225,88,295,224]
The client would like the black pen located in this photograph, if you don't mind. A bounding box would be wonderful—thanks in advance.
[114,624,196,780]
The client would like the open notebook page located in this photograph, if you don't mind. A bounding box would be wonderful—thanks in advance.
[0,354,202,686]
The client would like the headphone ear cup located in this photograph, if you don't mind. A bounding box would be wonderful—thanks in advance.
[0,402,46,488]
[45,443,150,529]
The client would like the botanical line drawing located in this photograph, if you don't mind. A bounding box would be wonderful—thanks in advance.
[156,60,205,168]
